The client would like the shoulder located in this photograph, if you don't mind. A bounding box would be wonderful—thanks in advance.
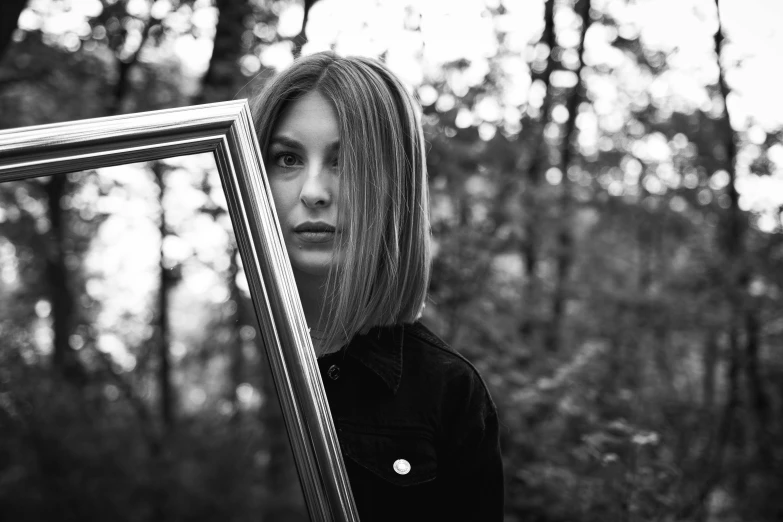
[401,322,496,415]
[402,321,483,375]
[402,321,474,368]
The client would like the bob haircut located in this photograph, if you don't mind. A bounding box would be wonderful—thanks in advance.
[249,52,431,350]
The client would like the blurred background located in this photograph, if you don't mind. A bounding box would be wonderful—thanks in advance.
[1,0,782,521]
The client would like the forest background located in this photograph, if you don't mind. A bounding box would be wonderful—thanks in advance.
[1,0,782,521]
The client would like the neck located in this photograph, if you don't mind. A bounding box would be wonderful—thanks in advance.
[292,268,329,332]
[292,268,346,357]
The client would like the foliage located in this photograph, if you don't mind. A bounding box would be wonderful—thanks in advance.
[1,0,782,521]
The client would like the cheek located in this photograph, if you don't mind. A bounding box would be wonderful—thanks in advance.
[269,179,296,213]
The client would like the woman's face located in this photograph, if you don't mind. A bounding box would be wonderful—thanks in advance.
[268,90,342,278]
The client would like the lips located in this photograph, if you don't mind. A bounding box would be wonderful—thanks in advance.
[294,222,336,233]
[293,222,336,243]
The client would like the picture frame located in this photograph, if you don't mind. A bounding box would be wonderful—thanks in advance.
[0,100,359,522]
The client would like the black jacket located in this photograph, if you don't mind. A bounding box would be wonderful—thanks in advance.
[316,321,504,521]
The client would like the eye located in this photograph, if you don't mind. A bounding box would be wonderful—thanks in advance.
[274,153,300,168]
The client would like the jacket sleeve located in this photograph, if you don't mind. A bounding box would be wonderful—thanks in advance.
[442,368,505,521]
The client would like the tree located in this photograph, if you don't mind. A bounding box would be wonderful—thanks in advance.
[683,1,775,518]
[196,0,254,105]
[0,0,26,62]
[519,0,556,346]
[292,0,320,58]
[545,0,592,353]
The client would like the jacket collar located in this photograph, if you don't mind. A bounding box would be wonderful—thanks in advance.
[345,324,404,395]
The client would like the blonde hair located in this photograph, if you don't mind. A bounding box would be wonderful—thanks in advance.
[249,52,431,349]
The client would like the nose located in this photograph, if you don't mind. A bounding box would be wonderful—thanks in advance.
[299,161,333,208]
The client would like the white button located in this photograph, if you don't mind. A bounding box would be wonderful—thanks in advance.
[393,459,411,475]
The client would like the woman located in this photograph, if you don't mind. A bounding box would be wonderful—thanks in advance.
[250,52,503,521]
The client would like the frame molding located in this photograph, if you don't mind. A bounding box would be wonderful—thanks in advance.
[0,100,359,521]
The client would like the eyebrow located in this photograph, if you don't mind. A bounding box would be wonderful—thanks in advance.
[269,135,340,153]
[269,135,302,149]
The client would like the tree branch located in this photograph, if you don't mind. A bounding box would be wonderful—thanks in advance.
[108,6,161,115]
[292,0,319,59]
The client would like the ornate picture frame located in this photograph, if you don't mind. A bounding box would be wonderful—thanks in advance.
[0,100,358,521]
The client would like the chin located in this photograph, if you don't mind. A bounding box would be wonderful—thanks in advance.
[295,265,333,277]
[290,255,336,278]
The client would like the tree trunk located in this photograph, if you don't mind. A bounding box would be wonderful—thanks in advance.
[519,0,555,345]
[107,17,160,115]
[227,247,246,425]
[154,163,175,431]
[195,0,253,105]
[703,332,718,411]
[712,0,771,470]
[149,163,175,522]
[45,175,87,385]
[685,1,772,513]
[292,0,320,58]
[42,0,157,386]
[0,0,26,63]
[744,309,772,462]
[544,0,591,353]
[680,330,740,520]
